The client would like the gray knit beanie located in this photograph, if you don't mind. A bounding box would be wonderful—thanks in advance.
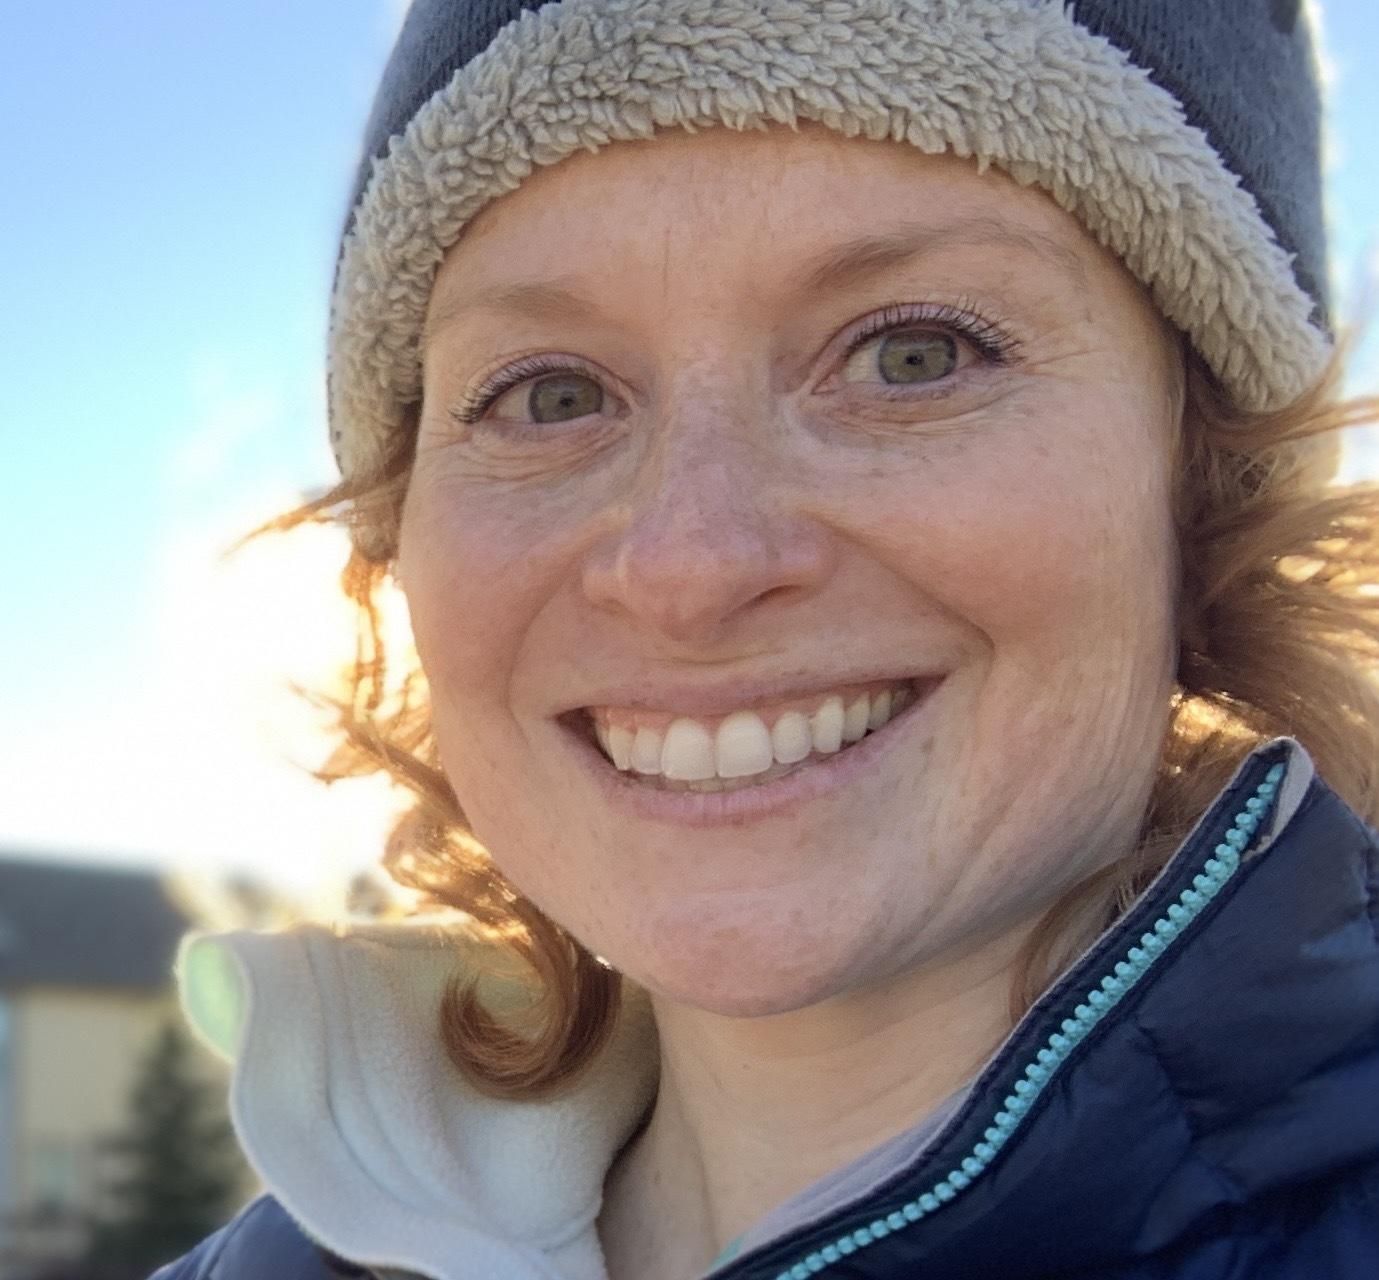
[328,0,1333,561]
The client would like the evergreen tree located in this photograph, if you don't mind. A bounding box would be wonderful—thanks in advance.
[81,1017,246,1279]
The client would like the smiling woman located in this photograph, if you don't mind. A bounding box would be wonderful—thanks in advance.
[155,3,1379,1280]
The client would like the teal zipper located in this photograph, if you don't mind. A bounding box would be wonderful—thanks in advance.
[761,758,1287,1280]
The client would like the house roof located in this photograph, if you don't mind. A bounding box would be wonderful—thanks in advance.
[0,853,193,992]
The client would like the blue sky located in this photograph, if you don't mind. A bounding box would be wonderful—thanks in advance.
[2,2,1376,903]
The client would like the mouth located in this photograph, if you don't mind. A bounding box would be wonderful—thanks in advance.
[556,674,943,826]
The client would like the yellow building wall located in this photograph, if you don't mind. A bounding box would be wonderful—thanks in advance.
[12,986,257,1218]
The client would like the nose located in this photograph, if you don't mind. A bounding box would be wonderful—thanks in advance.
[580,411,837,648]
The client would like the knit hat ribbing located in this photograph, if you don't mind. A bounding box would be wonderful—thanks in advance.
[328,0,1334,561]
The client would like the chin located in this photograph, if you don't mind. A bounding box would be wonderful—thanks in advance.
[608,910,868,1018]
[641,970,848,1019]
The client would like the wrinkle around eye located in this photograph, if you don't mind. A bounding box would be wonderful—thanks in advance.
[804,375,1035,452]
[415,400,625,485]
[823,358,1013,416]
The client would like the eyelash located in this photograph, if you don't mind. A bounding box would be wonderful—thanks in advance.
[448,297,1021,428]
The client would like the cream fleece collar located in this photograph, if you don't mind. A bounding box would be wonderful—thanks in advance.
[175,918,660,1280]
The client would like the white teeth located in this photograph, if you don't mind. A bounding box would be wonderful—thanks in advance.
[607,724,634,771]
[716,711,775,778]
[810,695,844,754]
[631,725,663,774]
[588,681,919,784]
[661,718,716,781]
[771,710,813,764]
[842,694,870,743]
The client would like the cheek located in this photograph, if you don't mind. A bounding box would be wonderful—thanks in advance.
[854,417,1173,640]
[396,458,620,838]
[398,463,592,697]
[844,402,1178,776]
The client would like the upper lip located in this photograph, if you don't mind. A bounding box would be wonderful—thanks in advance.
[559,670,943,719]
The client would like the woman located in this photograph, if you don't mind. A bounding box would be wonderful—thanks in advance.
[153,2,1379,1278]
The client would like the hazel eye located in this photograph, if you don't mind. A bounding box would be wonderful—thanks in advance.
[841,329,962,387]
[491,370,604,424]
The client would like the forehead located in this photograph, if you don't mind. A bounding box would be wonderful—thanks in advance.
[424,122,1112,336]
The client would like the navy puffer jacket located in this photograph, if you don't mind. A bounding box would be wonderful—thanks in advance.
[151,738,1379,1279]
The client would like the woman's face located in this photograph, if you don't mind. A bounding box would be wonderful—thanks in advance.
[399,122,1184,1014]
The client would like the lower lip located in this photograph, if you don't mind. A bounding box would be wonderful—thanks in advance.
[560,678,943,828]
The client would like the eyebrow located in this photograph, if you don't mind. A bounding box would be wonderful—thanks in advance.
[422,215,1088,343]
